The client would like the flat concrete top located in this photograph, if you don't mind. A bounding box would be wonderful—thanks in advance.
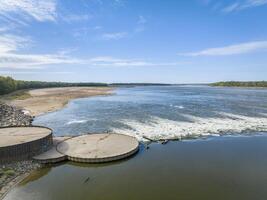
[57,133,139,161]
[0,127,52,147]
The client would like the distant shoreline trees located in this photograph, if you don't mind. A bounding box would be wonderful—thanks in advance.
[1,76,266,96]
[0,76,108,95]
[0,76,172,96]
[210,81,267,87]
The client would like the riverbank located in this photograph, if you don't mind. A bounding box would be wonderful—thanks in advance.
[0,161,41,200]
[0,103,37,200]
[4,87,113,116]
[0,103,33,127]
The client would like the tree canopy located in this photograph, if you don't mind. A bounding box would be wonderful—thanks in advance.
[210,81,267,87]
[0,76,108,95]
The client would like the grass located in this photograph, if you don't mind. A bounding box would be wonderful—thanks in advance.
[0,90,31,101]
[0,168,16,178]
[4,169,15,177]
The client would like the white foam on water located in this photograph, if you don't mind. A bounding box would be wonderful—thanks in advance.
[112,112,267,141]
[170,104,184,109]
[66,120,88,125]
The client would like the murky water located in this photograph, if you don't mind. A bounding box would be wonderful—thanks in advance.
[4,86,267,200]
[5,135,267,200]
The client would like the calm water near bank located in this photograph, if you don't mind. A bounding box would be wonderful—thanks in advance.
[4,86,267,200]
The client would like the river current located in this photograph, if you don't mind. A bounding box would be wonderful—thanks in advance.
[33,85,267,140]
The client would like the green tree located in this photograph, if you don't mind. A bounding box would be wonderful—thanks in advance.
[0,76,17,95]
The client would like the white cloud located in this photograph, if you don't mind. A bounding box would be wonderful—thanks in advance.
[179,40,267,56]
[135,15,147,33]
[0,53,83,69]
[88,56,182,67]
[223,2,240,12]
[0,34,83,68]
[62,14,91,23]
[93,26,102,30]
[0,0,57,22]
[0,34,181,69]
[137,15,147,24]
[101,32,128,40]
[0,54,183,69]
[0,34,30,53]
[100,16,147,40]
[0,27,10,32]
[222,0,267,12]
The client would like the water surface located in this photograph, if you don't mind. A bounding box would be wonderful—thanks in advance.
[33,86,267,140]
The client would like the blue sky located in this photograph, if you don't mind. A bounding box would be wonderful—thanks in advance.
[0,0,266,83]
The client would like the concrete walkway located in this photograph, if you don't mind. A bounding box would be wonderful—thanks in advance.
[33,137,71,164]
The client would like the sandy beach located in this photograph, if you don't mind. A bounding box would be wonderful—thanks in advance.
[8,87,113,116]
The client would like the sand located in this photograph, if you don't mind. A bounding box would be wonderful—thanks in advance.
[9,87,113,116]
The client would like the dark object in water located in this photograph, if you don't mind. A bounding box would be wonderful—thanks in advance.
[160,140,169,145]
[84,177,90,184]
[143,136,156,142]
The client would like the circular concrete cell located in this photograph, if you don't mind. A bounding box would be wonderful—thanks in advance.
[0,126,53,162]
[57,133,139,163]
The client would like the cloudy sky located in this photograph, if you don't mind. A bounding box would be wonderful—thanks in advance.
[0,0,266,83]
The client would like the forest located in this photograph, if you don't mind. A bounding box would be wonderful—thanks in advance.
[211,81,267,87]
[0,76,108,95]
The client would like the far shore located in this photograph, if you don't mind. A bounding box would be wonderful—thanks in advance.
[4,87,114,117]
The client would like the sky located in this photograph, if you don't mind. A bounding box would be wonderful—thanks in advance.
[0,0,266,83]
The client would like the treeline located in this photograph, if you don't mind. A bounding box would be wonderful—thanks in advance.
[0,76,108,95]
[110,83,171,86]
[210,81,267,87]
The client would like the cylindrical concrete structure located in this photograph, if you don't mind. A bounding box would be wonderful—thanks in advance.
[57,133,139,163]
[0,126,53,163]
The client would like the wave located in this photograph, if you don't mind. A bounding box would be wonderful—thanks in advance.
[112,112,267,141]
[170,104,184,109]
[66,120,88,125]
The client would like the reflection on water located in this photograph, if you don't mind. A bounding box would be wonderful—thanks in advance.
[20,167,52,186]
[5,134,267,200]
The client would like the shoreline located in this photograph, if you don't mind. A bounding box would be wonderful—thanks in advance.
[0,86,114,200]
[0,161,41,200]
[6,87,114,117]
[0,173,28,200]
